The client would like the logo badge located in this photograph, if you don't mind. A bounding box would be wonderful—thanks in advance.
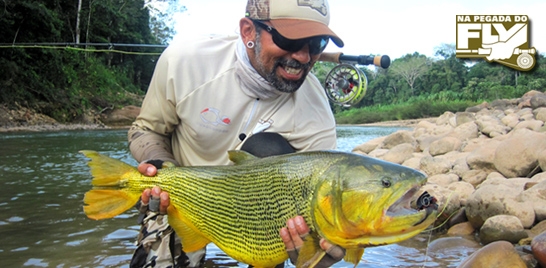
[298,0,327,16]
[456,15,536,71]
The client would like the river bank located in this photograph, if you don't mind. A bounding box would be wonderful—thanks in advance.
[0,104,428,132]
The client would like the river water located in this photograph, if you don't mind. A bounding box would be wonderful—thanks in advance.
[0,126,473,267]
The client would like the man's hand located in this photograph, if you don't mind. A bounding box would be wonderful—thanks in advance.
[280,215,345,266]
[138,161,159,177]
[141,186,170,214]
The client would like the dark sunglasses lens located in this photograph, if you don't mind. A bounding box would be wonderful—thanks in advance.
[308,37,329,54]
[273,34,329,55]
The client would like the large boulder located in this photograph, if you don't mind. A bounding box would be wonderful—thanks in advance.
[465,184,535,229]
[493,128,546,178]
[457,241,527,268]
[478,215,528,244]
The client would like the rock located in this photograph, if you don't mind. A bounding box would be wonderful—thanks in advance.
[401,157,422,170]
[417,134,441,152]
[449,121,480,141]
[380,143,415,164]
[531,93,546,109]
[420,156,452,176]
[476,114,510,137]
[436,111,457,126]
[517,180,546,222]
[428,173,460,187]
[427,236,480,255]
[466,102,489,113]
[448,207,469,227]
[457,240,527,268]
[448,221,476,236]
[447,181,475,206]
[451,157,471,178]
[479,215,528,244]
[534,107,546,122]
[501,113,520,128]
[379,130,416,149]
[530,220,546,237]
[429,136,462,156]
[466,139,501,173]
[367,148,388,158]
[531,231,546,267]
[465,184,535,229]
[513,119,544,131]
[101,105,140,126]
[352,136,385,154]
[493,128,546,178]
[461,170,487,187]
[456,112,476,126]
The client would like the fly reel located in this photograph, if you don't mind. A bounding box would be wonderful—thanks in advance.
[319,53,391,107]
[325,64,367,107]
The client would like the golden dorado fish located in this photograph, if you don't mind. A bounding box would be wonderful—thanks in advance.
[80,150,436,268]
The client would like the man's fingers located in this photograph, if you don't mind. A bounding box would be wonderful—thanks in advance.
[159,192,169,214]
[294,215,310,235]
[320,239,345,261]
[138,162,157,176]
[141,188,152,204]
[280,227,296,250]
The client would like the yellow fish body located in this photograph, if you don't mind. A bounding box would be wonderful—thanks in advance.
[80,150,436,268]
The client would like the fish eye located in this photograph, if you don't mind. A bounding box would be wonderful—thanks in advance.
[381,178,392,188]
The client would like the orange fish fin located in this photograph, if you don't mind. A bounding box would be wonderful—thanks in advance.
[343,248,364,266]
[83,189,140,220]
[296,232,326,267]
[80,150,137,187]
[167,205,210,252]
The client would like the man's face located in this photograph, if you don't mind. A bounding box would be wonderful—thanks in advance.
[250,22,323,93]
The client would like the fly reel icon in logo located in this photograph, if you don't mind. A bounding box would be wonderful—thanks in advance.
[456,15,536,71]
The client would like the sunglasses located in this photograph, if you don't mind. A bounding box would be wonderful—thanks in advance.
[252,20,329,55]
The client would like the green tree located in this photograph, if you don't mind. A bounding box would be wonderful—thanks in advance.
[389,53,430,96]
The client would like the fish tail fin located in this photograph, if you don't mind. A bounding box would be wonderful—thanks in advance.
[80,150,141,220]
[84,189,140,220]
[80,150,137,187]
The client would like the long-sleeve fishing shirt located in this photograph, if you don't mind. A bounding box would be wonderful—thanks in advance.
[128,35,336,166]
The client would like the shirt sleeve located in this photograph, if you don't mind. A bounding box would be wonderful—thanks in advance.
[128,47,182,164]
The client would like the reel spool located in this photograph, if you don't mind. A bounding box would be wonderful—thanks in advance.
[324,64,367,107]
[319,53,390,107]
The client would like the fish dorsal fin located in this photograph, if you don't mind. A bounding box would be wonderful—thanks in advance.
[167,205,210,252]
[228,150,258,165]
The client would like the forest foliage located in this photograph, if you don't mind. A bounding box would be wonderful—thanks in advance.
[0,0,181,121]
[1,0,545,123]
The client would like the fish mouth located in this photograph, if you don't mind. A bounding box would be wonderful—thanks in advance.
[386,187,437,226]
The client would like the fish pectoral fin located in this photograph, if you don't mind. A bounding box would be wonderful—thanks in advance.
[83,189,140,220]
[296,232,326,268]
[343,248,364,266]
[167,205,210,252]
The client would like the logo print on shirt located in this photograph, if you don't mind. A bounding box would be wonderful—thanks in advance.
[200,107,231,126]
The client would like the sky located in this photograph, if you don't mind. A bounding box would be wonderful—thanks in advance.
[171,0,546,61]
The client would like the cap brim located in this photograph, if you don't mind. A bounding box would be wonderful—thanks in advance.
[270,19,344,48]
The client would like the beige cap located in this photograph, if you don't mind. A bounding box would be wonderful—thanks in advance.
[245,0,344,47]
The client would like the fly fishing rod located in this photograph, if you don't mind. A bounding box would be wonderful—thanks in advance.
[319,52,391,107]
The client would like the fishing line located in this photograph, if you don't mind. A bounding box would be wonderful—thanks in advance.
[419,190,457,267]
[0,45,163,55]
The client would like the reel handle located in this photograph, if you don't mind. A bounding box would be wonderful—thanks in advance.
[319,52,391,69]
